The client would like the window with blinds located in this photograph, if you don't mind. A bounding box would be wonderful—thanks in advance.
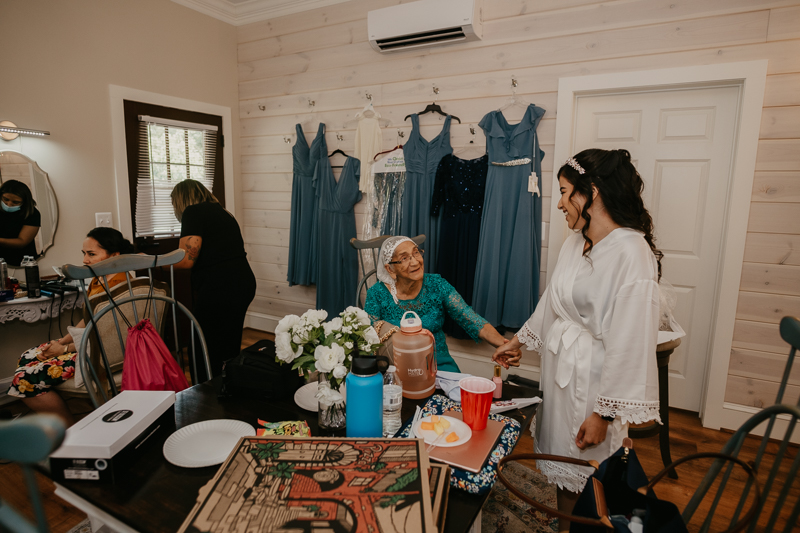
[134,116,218,238]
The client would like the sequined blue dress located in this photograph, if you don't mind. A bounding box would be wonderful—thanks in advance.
[430,154,488,339]
[401,114,453,273]
[287,123,324,286]
[472,105,546,328]
[364,274,488,372]
[315,126,362,317]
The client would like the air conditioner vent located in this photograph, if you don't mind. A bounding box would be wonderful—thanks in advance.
[368,0,482,53]
[375,27,467,51]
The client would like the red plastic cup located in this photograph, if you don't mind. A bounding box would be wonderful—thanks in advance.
[459,377,496,431]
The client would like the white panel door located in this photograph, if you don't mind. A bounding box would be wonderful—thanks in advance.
[573,86,740,411]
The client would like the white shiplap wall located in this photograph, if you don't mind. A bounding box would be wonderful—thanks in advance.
[237,0,800,409]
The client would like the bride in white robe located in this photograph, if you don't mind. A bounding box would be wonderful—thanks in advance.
[493,148,662,529]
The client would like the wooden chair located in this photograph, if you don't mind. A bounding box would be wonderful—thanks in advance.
[349,234,426,308]
[628,338,681,478]
[682,403,800,532]
[60,250,211,407]
[0,414,65,533]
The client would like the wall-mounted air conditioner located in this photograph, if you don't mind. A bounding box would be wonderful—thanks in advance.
[368,0,483,53]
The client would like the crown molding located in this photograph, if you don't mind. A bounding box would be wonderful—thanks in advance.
[171,0,352,26]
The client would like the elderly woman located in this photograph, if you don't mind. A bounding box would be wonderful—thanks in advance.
[364,236,519,372]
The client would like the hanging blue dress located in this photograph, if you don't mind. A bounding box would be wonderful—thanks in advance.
[315,127,362,317]
[431,154,488,339]
[287,123,324,286]
[400,114,452,274]
[472,105,546,328]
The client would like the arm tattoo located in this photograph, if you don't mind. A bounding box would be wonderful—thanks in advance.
[182,237,201,262]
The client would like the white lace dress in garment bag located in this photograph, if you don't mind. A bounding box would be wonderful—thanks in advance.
[517,228,661,493]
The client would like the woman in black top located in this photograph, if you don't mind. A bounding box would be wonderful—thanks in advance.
[0,180,41,265]
[171,180,257,380]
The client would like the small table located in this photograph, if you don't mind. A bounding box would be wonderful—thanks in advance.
[51,377,540,533]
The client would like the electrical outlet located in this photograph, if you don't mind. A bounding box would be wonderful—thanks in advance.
[95,212,112,228]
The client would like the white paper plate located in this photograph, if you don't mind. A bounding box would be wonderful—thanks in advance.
[163,419,254,468]
[294,381,347,412]
[412,415,472,448]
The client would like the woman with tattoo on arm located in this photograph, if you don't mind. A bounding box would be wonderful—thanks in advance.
[170,180,257,380]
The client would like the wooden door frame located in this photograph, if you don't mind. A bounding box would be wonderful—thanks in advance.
[108,85,236,241]
[548,61,768,433]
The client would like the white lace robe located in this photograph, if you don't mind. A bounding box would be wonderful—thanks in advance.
[518,228,660,493]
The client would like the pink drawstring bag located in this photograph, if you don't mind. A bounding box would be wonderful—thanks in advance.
[121,318,189,392]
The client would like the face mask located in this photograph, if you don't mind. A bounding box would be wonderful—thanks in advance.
[1,201,21,213]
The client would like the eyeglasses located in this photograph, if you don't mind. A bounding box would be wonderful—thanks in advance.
[388,248,424,267]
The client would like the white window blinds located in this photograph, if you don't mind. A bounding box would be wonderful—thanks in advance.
[134,116,218,238]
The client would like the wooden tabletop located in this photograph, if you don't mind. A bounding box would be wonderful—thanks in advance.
[49,377,540,533]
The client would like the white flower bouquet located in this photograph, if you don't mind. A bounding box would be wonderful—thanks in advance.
[275,306,382,393]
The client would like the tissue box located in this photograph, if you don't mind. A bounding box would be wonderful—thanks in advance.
[50,390,175,483]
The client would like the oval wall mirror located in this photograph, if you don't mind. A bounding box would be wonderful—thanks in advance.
[0,151,59,266]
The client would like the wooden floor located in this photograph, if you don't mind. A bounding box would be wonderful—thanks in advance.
[0,327,796,532]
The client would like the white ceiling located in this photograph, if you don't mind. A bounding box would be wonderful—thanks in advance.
[171,0,353,26]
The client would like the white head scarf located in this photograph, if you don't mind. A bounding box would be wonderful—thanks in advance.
[378,236,414,304]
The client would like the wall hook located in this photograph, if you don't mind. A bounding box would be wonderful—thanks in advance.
[397,129,405,138]
[284,136,292,144]
[336,133,344,142]
[258,104,266,111]
[511,77,518,88]
[308,99,316,108]
[365,92,373,101]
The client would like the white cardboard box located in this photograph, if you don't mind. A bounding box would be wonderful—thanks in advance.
[50,390,175,482]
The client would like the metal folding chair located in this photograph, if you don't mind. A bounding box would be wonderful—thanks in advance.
[0,414,65,533]
[349,234,425,308]
[61,250,211,407]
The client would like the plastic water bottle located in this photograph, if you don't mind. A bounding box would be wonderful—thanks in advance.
[21,255,40,298]
[383,365,403,437]
[345,356,385,438]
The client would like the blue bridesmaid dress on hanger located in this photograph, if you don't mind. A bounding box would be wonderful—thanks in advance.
[287,123,324,286]
[472,105,546,328]
[315,125,362,317]
[400,114,453,273]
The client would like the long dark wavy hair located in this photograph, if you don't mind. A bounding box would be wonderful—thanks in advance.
[558,148,663,280]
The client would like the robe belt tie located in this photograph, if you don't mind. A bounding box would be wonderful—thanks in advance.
[546,318,593,389]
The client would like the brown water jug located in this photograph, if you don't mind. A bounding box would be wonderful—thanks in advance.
[392,311,437,399]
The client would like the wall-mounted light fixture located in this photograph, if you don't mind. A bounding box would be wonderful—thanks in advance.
[0,120,51,141]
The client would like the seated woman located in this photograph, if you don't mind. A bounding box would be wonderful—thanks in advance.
[0,179,41,266]
[7,227,135,426]
[364,236,520,372]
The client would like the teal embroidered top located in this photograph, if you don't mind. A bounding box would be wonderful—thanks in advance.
[364,274,488,372]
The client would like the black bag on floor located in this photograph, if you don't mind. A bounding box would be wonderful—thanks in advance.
[220,340,304,400]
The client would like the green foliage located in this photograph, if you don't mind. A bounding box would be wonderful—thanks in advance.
[385,470,419,492]
[248,441,285,461]
[268,461,296,479]
[378,495,406,508]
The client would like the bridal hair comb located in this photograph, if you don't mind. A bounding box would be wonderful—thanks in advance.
[565,157,585,174]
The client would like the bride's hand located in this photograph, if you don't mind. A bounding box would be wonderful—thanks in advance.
[492,339,522,369]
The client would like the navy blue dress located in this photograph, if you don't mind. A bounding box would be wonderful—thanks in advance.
[472,105,546,328]
[400,114,452,274]
[315,126,362,317]
[287,123,324,286]
[430,154,488,339]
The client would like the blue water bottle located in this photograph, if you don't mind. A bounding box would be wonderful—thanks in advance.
[346,356,386,438]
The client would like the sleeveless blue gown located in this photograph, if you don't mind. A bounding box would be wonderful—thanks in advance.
[315,125,362,317]
[287,123,324,286]
[400,114,452,273]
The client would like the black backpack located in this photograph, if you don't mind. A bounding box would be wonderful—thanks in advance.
[220,340,305,401]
